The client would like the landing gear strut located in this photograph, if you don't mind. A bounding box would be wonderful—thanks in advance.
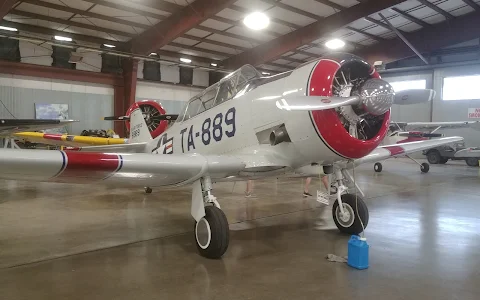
[331,169,369,234]
[406,155,429,173]
[191,176,229,259]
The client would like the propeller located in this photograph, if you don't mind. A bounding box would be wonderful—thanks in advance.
[103,114,179,121]
[276,79,434,113]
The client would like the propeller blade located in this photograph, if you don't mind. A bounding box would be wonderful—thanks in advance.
[276,96,360,111]
[103,116,130,121]
[394,89,435,105]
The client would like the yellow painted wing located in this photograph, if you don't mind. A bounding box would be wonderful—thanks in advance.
[13,132,129,148]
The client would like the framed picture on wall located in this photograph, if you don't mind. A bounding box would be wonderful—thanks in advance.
[34,103,69,133]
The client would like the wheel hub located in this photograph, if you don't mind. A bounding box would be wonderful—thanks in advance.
[336,203,355,227]
[195,218,211,249]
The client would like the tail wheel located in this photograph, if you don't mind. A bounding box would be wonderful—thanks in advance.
[374,162,382,172]
[421,163,430,173]
[332,193,369,235]
[194,206,229,259]
[125,100,168,139]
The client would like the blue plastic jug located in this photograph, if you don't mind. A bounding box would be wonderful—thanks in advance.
[347,235,369,270]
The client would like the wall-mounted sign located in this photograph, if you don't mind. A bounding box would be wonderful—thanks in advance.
[468,108,480,119]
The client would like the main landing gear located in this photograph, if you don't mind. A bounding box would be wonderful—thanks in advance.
[330,168,369,235]
[373,156,430,173]
[192,176,229,259]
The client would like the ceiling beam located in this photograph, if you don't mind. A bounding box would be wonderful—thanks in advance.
[222,0,406,69]
[261,0,322,21]
[10,9,134,37]
[460,0,480,11]
[129,0,236,55]
[124,0,181,13]
[346,26,385,42]
[364,16,401,31]
[416,0,454,19]
[314,0,344,11]
[356,10,480,64]
[0,60,123,86]
[21,0,150,29]
[0,0,17,20]
[390,7,431,27]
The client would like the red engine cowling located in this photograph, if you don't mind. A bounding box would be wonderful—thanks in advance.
[308,55,391,159]
[125,100,169,139]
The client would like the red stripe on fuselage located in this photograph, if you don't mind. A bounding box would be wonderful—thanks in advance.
[384,146,405,156]
[43,134,63,141]
[309,59,390,159]
[54,152,121,183]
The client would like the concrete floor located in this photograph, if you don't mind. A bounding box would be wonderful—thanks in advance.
[1,158,480,299]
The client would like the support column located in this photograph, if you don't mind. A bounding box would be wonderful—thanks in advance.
[113,59,138,137]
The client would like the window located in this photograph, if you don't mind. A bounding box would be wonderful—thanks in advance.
[388,79,426,92]
[443,75,480,100]
[215,74,238,105]
[183,98,202,121]
[200,88,218,111]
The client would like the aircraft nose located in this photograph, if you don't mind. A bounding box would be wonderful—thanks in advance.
[359,78,394,116]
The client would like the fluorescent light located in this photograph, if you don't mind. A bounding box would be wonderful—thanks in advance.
[0,26,17,32]
[211,63,218,67]
[325,38,345,50]
[243,12,270,30]
[149,52,157,56]
[54,35,72,42]
[262,71,270,75]
[180,57,191,63]
[103,44,115,48]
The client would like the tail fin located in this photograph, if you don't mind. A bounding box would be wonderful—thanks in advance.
[128,103,152,143]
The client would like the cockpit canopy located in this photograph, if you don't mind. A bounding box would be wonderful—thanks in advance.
[177,65,261,122]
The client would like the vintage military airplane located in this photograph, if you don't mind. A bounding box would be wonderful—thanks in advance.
[0,54,462,259]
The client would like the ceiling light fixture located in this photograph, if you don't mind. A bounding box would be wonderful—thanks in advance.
[262,71,271,75]
[211,63,218,67]
[0,26,17,32]
[243,12,270,30]
[149,52,157,56]
[54,35,72,42]
[180,57,191,63]
[325,38,345,50]
[103,44,116,48]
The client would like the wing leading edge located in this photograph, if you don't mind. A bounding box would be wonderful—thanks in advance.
[354,136,464,166]
[0,149,245,187]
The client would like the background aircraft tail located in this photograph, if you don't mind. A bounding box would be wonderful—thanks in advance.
[128,103,152,143]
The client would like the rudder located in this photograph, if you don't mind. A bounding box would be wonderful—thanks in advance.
[128,103,152,143]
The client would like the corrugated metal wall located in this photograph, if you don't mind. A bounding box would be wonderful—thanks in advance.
[0,76,114,135]
[382,63,480,147]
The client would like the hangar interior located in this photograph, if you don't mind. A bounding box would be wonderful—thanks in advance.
[0,0,480,299]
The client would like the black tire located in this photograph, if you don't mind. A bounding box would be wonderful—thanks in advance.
[466,157,479,167]
[374,162,382,173]
[421,162,430,173]
[332,194,369,235]
[194,206,229,259]
[439,157,449,164]
[144,187,152,194]
[426,151,441,164]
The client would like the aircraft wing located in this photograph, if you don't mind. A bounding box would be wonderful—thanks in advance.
[0,149,246,187]
[393,121,480,131]
[354,136,464,166]
[0,119,76,135]
[13,132,129,147]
